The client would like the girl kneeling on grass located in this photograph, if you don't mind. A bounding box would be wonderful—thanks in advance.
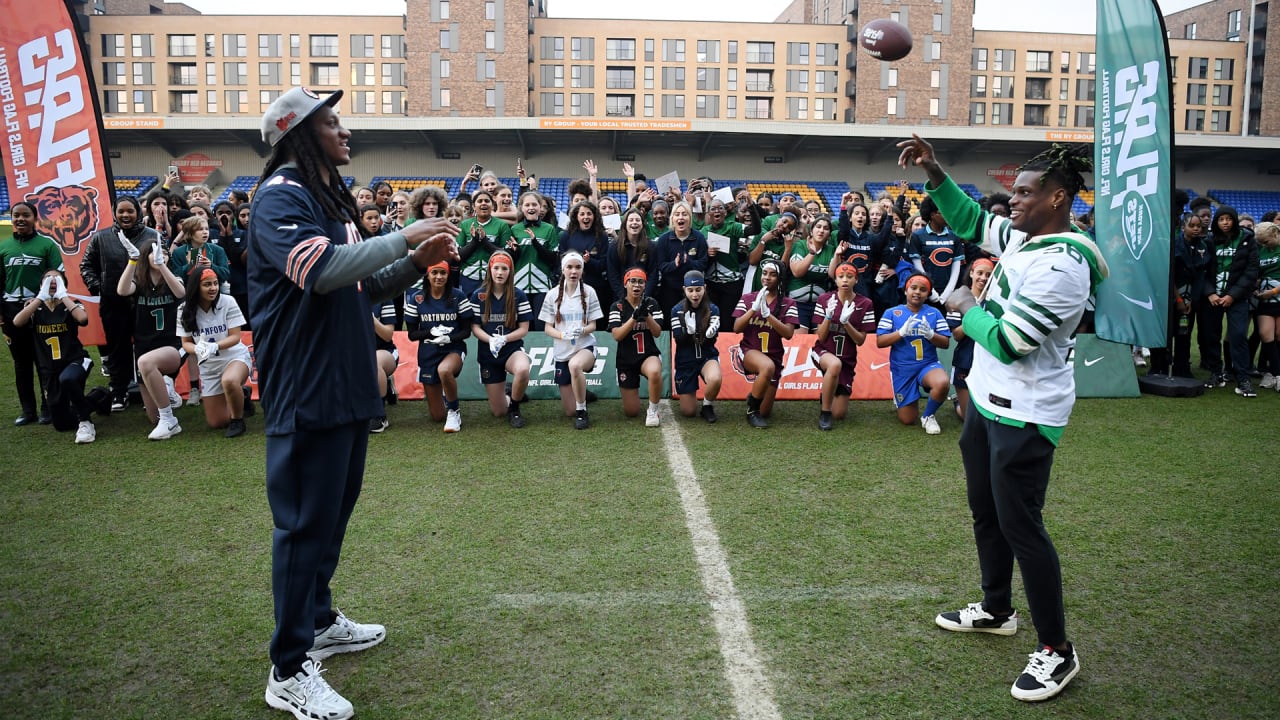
[540,251,604,430]
[117,237,187,441]
[13,270,95,443]
[810,263,876,431]
[177,268,255,438]
[876,272,952,435]
[471,251,533,428]
[608,267,665,427]
[732,259,799,429]
[670,270,722,423]
[406,261,473,432]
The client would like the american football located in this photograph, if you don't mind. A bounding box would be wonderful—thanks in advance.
[859,19,913,61]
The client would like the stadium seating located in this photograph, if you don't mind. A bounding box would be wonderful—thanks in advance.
[215,175,355,204]
[113,175,158,199]
[1207,188,1280,221]
[0,176,9,213]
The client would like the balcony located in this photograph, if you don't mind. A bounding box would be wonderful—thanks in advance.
[745,108,772,119]
[844,79,856,98]
[845,50,857,69]
[745,81,774,92]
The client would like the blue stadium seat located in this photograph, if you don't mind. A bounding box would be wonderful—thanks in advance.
[1208,188,1280,221]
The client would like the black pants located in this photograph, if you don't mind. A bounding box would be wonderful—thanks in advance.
[49,359,92,430]
[958,406,1066,647]
[1198,300,1251,382]
[2,301,43,417]
[99,294,136,399]
[708,279,743,331]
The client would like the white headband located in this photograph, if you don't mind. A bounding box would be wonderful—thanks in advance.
[561,251,584,270]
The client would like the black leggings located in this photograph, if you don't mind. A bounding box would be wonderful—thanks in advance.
[2,302,44,417]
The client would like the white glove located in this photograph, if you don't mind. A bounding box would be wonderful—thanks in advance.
[430,325,452,345]
[839,300,857,325]
[193,340,212,362]
[683,311,697,334]
[36,276,53,302]
[917,317,936,340]
[151,242,165,266]
[706,315,720,339]
[823,294,839,321]
[757,294,772,320]
[898,316,919,337]
[54,276,68,299]
[430,334,452,346]
[929,290,941,304]
[563,325,581,341]
[489,333,507,354]
[118,231,140,260]
[753,291,767,315]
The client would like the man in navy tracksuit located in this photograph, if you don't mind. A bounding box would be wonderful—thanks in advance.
[249,87,457,720]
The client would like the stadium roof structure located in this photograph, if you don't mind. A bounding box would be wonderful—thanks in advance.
[104,117,1280,174]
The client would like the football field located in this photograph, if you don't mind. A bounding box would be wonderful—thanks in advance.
[0,353,1275,719]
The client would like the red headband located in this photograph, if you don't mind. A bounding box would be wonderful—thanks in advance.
[488,253,513,270]
[907,274,933,291]
[623,267,647,285]
[200,268,218,282]
[970,258,995,273]
[427,260,450,273]
[835,263,858,277]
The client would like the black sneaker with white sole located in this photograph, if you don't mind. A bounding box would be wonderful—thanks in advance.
[935,602,1018,636]
[1011,644,1080,702]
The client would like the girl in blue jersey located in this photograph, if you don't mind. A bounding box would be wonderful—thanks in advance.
[539,251,604,429]
[670,270,722,423]
[406,260,473,432]
[876,272,952,435]
[471,251,533,427]
[117,237,187,440]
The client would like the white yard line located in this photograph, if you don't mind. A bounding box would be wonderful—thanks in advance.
[658,400,782,720]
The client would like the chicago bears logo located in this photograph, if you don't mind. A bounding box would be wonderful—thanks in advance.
[413,292,425,305]
[26,185,100,254]
[728,345,758,382]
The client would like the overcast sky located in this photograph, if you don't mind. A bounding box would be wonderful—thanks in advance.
[177,0,1210,34]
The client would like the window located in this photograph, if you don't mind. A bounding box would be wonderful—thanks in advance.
[972,48,988,71]
[259,34,281,57]
[570,93,593,116]
[815,43,838,66]
[605,38,633,61]
[571,37,593,60]
[1026,50,1050,72]
[727,68,737,91]
[206,62,216,85]
[661,94,685,117]
[970,102,985,124]
[727,41,737,64]
[102,34,124,57]
[604,66,634,89]
[132,34,153,57]
[1059,78,1069,100]
[1024,104,1048,126]
[662,67,685,90]
[814,97,835,121]
[351,35,374,58]
[439,0,449,19]
[440,30,452,52]
[170,91,198,113]
[644,66,654,89]
[1075,105,1094,127]
[595,94,628,117]
[1214,58,1234,80]
[1186,108,1205,131]
[1213,84,1232,106]
[310,35,338,57]
[168,35,196,57]
[746,42,774,64]
[886,96,898,116]
[1228,10,1241,39]
[993,49,1014,71]
[541,64,564,88]
[382,35,405,58]
[1184,22,1197,39]
[102,62,125,86]
[787,42,809,65]
[644,93,654,117]
[311,63,340,86]
[225,89,249,113]
[787,70,808,92]
[485,31,496,50]
[645,38,654,62]
[1060,51,1070,72]
[383,91,405,114]
[223,62,247,85]
[1059,104,1069,126]
[696,94,719,118]
[260,62,281,85]
[351,63,375,86]
[787,97,808,120]
[929,42,941,61]
[697,40,719,63]
[290,63,300,85]
[439,58,451,78]
[383,63,406,86]
[930,70,941,88]
[540,92,563,115]
[746,70,772,92]
[132,62,153,85]
[815,71,836,92]
[223,34,246,57]
[929,98,940,117]
[290,35,300,58]
[485,1,495,19]
[970,75,986,97]
[206,90,217,113]
[133,90,154,113]
[486,88,496,108]
[204,34,215,57]
[933,13,944,32]
[1211,110,1230,131]
[888,68,898,87]
[991,102,1013,125]
[662,39,685,62]
[1076,78,1096,101]
[259,89,280,111]
[103,90,126,113]
[485,60,495,80]
[1077,52,1095,74]
[696,67,719,90]
[1186,83,1207,105]
[991,76,1014,99]
[726,95,736,119]
[440,88,450,108]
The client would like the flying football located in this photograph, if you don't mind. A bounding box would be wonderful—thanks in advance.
[859,19,913,62]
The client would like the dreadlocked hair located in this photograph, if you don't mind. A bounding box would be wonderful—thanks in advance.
[258,121,359,224]
[1018,143,1093,198]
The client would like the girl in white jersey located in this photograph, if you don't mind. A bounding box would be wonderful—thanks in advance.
[539,251,603,429]
[177,268,255,438]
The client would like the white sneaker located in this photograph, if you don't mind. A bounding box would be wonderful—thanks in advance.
[148,417,182,441]
[163,376,183,410]
[265,659,353,720]
[645,406,661,427]
[1011,644,1081,702]
[1132,347,1147,367]
[75,421,96,444]
[935,601,1018,635]
[187,385,202,406]
[444,408,462,433]
[1260,373,1277,390]
[921,414,941,435]
[308,610,386,661]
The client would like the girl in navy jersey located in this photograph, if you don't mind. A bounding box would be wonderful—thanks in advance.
[13,269,95,442]
[539,251,604,429]
[177,268,254,438]
[117,237,187,440]
[406,260,473,432]
[876,272,952,435]
[471,251,533,427]
[670,270,722,423]
[607,267,665,427]
[948,257,994,419]
[733,259,799,428]
[811,263,876,430]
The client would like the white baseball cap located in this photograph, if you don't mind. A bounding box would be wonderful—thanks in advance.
[261,87,343,147]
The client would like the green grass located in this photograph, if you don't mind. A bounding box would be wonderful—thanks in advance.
[0,351,1276,719]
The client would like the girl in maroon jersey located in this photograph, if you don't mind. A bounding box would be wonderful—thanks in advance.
[732,259,799,428]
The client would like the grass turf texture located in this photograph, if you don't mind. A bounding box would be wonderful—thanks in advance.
[0,352,1275,719]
